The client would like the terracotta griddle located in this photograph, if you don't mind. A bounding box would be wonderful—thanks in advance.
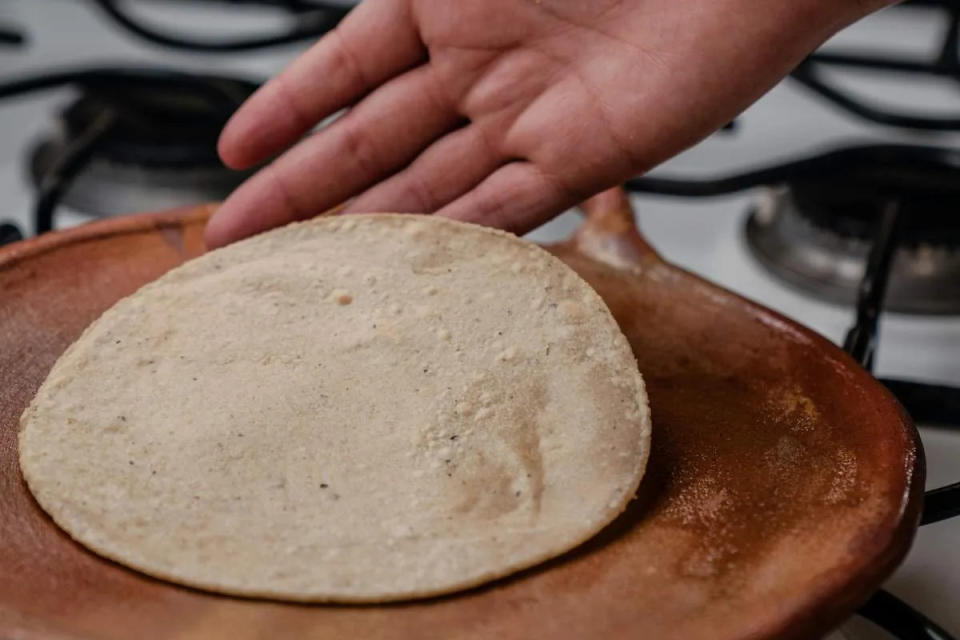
[0,189,923,639]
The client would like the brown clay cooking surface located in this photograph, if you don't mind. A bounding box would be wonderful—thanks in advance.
[0,197,922,640]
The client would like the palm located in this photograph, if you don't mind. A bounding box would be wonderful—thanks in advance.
[208,0,872,247]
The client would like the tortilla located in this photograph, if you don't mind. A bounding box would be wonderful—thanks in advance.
[19,214,651,602]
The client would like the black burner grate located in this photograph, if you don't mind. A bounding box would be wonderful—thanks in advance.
[90,0,348,52]
[839,193,959,639]
[794,0,960,130]
[0,66,261,231]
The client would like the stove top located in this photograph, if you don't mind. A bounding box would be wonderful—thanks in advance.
[626,143,960,314]
[3,1,960,638]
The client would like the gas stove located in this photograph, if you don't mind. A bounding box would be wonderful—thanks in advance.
[2,1,960,638]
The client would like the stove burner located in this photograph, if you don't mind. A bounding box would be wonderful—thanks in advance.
[628,144,960,315]
[745,185,960,314]
[20,69,259,228]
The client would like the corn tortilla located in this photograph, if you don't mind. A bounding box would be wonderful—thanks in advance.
[19,214,651,602]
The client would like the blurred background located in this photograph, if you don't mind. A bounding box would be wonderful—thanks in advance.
[2,2,960,638]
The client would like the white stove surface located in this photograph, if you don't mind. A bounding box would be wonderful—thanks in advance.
[3,2,959,638]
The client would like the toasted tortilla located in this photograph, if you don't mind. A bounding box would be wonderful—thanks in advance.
[19,214,651,602]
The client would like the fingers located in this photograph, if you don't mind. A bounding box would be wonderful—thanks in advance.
[218,0,425,170]
[343,124,505,214]
[436,162,584,235]
[206,65,460,248]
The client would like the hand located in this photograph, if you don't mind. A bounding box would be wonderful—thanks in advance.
[207,0,889,248]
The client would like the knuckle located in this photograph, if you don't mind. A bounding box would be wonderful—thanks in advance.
[267,165,309,222]
[402,173,438,212]
[531,163,581,203]
[474,190,511,228]
[273,76,312,131]
[331,28,370,95]
[339,119,380,177]
[472,121,505,165]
